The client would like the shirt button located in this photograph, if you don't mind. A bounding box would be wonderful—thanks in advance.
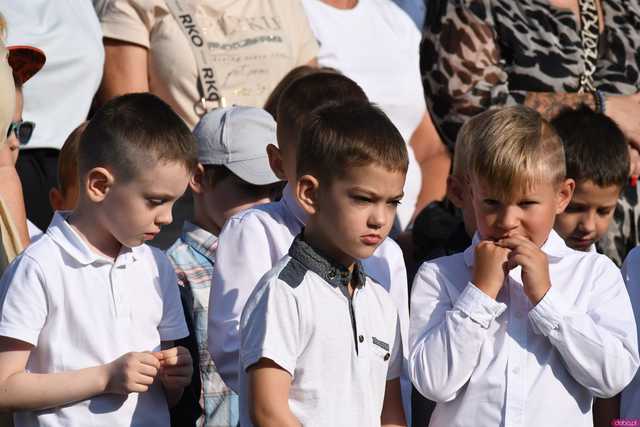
[512,367,520,375]
[384,353,390,361]
[358,335,364,343]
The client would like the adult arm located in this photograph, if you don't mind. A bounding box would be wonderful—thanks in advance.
[99,39,149,105]
[408,262,506,402]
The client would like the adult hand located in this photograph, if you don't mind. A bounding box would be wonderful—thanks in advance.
[605,93,640,151]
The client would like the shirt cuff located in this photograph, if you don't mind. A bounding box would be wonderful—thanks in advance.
[528,285,568,336]
[454,283,507,329]
[241,348,296,377]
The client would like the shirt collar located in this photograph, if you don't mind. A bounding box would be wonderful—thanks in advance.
[180,221,218,262]
[282,183,308,226]
[463,229,571,268]
[47,211,141,266]
[288,233,366,288]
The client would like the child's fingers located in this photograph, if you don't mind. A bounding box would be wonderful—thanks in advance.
[138,352,161,369]
[138,362,159,378]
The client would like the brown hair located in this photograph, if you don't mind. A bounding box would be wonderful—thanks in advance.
[57,121,87,196]
[263,65,331,119]
[297,102,408,182]
[78,93,198,181]
[463,106,566,200]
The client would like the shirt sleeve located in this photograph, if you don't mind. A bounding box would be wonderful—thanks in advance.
[288,0,319,65]
[100,0,154,48]
[240,277,300,377]
[209,213,277,392]
[528,255,640,398]
[0,254,48,346]
[408,261,506,402]
[153,249,189,342]
[621,248,640,416]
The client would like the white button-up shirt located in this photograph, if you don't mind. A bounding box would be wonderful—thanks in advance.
[622,246,640,419]
[209,184,411,413]
[0,213,188,427]
[409,230,639,427]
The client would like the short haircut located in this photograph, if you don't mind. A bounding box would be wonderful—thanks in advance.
[297,102,408,183]
[263,65,330,119]
[57,121,87,196]
[551,105,629,189]
[78,93,197,181]
[276,72,368,149]
[452,120,474,178]
[464,105,565,200]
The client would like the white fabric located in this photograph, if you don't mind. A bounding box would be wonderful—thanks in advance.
[0,213,188,427]
[1,0,104,150]
[622,247,640,419]
[301,0,426,228]
[409,230,639,427]
[26,220,42,240]
[238,255,402,427]
[209,184,411,415]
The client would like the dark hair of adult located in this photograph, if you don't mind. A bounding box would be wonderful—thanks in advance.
[78,93,198,181]
[551,105,629,189]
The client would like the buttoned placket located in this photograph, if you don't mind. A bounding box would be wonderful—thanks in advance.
[109,255,132,319]
[504,267,529,427]
[335,275,362,355]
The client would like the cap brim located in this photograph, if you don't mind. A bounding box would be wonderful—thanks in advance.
[226,157,281,186]
[8,46,46,85]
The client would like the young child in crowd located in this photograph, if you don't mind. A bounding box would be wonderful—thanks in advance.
[409,105,639,427]
[621,247,640,421]
[208,72,412,419]
[49,121,86,213]
[551,106,629,254]
[166,106,282,426]
[0,93,195,426]
[239,101,407,426]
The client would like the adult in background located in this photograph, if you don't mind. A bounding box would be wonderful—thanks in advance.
[0,1,104,231]
[421,0,640,265]
[302,0,450,230]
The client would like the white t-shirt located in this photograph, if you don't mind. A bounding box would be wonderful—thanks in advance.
[301,0,426,228]
[622,247,640,419]
[239,237,402,427]
[0,213,188,427]
[1,0,104,150]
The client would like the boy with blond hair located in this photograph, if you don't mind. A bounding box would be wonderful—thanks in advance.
[240,101,407,426]
[0,93,195,426]
[409,105,639,427]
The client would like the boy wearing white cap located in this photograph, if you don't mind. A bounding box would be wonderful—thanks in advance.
[166,106,282,427]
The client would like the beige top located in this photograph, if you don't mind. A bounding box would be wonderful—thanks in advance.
[101,0,319,128]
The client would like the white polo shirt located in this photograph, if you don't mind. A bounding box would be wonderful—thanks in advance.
[239,236,402,427]
[0,213,188,427]
[409,230,639,427]
[622,247,640,419]
[209,184,411,415]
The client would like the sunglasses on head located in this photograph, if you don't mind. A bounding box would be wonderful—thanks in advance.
[7,120,35,145]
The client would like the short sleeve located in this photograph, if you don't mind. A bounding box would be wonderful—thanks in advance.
[287,0,319,65]
[100,0,155,49]
[0,255,48,346]
[240,277,300,377]
[154,250,189,341]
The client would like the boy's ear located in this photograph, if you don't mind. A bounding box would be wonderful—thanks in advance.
[190,163,207,194]
[296,174,320,215]
[555,178,576,214]
[447,175,466,208]
[85,167,114,203]
[49,187,65,212]
[266,144,288,181]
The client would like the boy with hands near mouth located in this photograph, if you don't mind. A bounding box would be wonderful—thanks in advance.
[409,106,639,427]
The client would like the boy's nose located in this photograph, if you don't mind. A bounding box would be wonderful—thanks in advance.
[496,207,519,231]
[367,205,387,229]
[156,206,173,226]
[578,212,597,233]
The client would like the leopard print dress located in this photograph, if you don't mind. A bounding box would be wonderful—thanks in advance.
[421,0,640,265]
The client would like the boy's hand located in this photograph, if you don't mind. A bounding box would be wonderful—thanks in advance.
[497,236,551,305]
[104,352,160,395]
[473,241,510,299]
[153,346,193,391]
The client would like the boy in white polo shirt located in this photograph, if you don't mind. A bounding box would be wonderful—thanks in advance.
[0,93,195,426]
[239,101,407,426]
[409,106,639,427]
[209,71,412,415]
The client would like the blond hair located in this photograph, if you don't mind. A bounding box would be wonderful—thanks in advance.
[463,106,565,200]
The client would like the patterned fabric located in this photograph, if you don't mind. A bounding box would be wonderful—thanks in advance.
[421,0,640,264]
[166,222,239,427]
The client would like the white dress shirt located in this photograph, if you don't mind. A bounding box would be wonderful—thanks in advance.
[409,230,639,427]
[209,184,411,415]
[622,247,640,419]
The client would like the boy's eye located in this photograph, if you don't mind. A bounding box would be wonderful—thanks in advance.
[597,207,615,216]
[482,199,499,207]
[147,198,166,206]
[351,195,372,204]
[388,199,402,207]
[519,200,538,208]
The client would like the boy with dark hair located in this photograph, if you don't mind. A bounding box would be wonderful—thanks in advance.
[209,73,413,419]
[552,106,630,253]
[0,93,196,426]
[409,106,639,427]
[240,101,407,426]
[166,106,282,427]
